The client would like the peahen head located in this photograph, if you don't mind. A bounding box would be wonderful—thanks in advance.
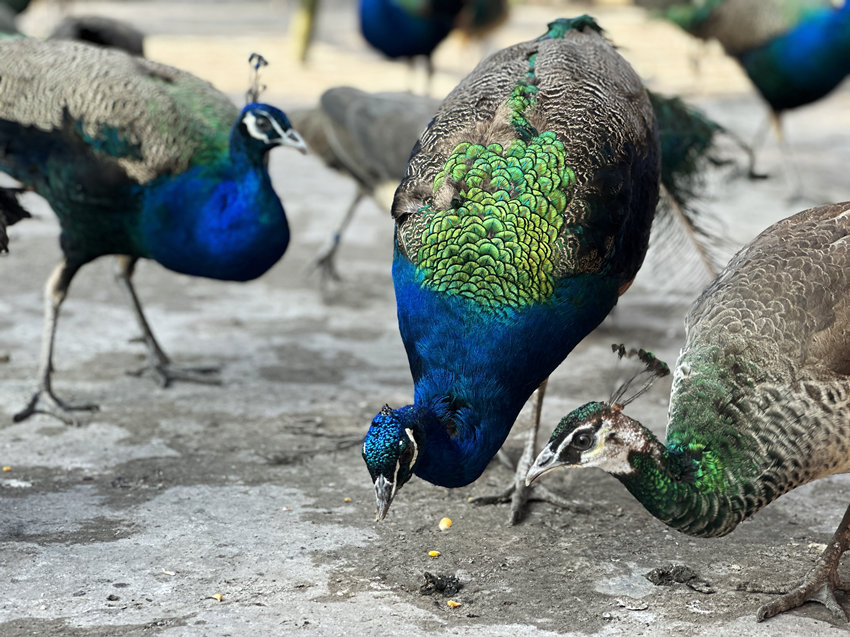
[236,104,307,156]
[362,404,421,521]
[527,345,670,484]
[526,401,650,482]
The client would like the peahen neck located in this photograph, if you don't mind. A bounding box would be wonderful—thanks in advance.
[615,348,820,538]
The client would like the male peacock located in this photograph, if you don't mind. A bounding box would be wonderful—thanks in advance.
[658,0,850,155]
[527,203,850,621]
[288,86,439,279]
[362,17,661,523]
[358,0,508,89]
[0,39,305,423]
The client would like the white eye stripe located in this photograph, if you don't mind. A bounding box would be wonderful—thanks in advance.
[404,428,419,468]
[243,109,287,141]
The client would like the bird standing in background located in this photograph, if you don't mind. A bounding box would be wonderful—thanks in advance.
[48,15,146,56]
[657,0,850,188]
[288,86,440,280]
[358,0,508,92]
[362,16,661,524]
[0,40,305,424]
[528,202,850,622]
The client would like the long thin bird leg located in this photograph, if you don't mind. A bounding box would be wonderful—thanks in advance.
[757,503,850,622]
[310,187,366,282]
[113,256,220,387]
[13,259,98,425]
[769,112,808,203]
[469,379,587,524]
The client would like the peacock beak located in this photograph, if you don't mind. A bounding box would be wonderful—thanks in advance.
[283,128,308,154]
[374,474,396,521]
[525,445,559,486]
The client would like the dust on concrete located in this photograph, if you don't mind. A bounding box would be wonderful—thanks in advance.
[3,1,850,636]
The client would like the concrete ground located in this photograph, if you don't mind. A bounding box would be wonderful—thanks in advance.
[2,1,850,635]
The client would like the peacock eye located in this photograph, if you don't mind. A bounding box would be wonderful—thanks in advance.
[572,432,594,451]
[255,115,272,132]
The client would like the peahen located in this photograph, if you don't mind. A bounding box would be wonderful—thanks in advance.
[358,0,508,90]
[658,0,850,176]
[289,86,440,280]
[527,202,850,621]
[0,39,306,424]
[362,16,662,523]
[49,15,146,57]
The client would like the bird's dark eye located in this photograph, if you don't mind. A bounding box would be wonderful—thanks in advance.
[572,432,594,451]
[255,115,272,132]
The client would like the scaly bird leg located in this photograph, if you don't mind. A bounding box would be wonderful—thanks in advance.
[13,259,98,425]
[757,503,850,622]
[769,112,808,204]
[113,256,220,387]
[469,379,587,525]
[310,187,366,283]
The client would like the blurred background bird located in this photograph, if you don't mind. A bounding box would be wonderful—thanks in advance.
[528,201,850,622]
[362,16,663,524]
[288,86,440,280]
[357,0,509,93]
[642,0,850,194]
[0,40,305,424]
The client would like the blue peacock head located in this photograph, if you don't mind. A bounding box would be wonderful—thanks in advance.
[237,104,307,155]
[362,404,421,521]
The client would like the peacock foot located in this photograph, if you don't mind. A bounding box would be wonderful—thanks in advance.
[127,361,221,388]
[469,478,588,526]
[309,238,343,283]
[13,388,99,425]
[756,539,850,622]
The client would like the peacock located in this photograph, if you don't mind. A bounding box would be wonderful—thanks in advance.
[288,86,440,280]
[0,40,306,424]
[361,16,663,524]
[657,0,850,174]
[527,202,850,621]
[358,0,508,89]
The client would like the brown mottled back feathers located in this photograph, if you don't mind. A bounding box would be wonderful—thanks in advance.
[686,203,850,380]
[392,24,659,284]
[0,38,238,184]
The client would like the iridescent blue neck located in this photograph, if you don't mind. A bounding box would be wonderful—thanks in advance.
[138,128,288,282]
[392,246,622,488]
[738,3,850,111]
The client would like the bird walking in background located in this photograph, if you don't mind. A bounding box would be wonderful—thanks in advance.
[528,202,850,622]
[656,0,850,191]
[48,15,146,57]
[0,40,305,424]
[288,86,440,280]
[358,0,508,92]
[362,16,662,524]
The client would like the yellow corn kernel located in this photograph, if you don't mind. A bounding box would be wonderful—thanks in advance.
[447,600,461,608]
[2,466,10,472]
[344,497,352,503]
[428,550,440,558]
[211,593,223,602]
[438,517,452,531]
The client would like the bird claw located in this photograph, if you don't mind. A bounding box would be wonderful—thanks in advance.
[469,481,587,525]
[756,540,850,622]
[127,362,221,388]
[309,241,343,283]
[12,388,99,425]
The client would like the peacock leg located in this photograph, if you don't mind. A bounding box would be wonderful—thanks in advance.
[757,503,850,622]
[469,379,587,524]
[13,259,98,425]
[310,187,366,282]
[113,256,220,387]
